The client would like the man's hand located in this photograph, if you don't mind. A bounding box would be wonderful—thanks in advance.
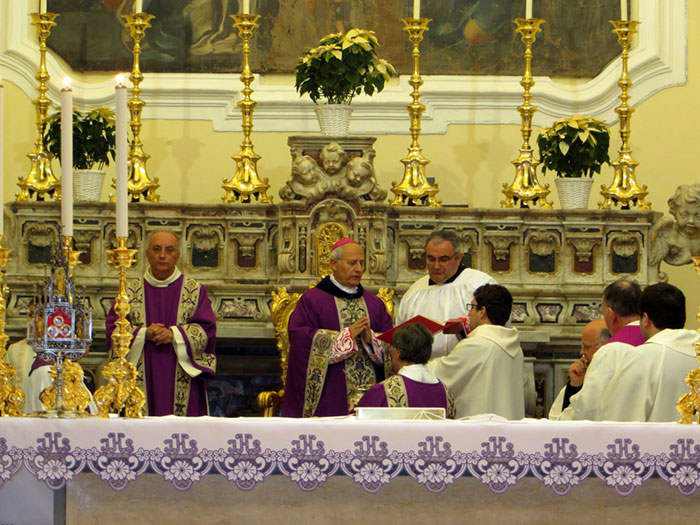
[145,323,174,345]
[568,357,588,387]
[349,317,371,342]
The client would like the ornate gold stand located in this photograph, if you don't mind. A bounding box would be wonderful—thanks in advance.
[677,256,700,424]
[390,18,440,207]
[599,21,650,210]
[222,14,272,204]
[501,18,552,209]
[124,13,159,203]
[34,236,90,418]
[94,237,145,417]
[0,238,23,416]
[16,13,61,202]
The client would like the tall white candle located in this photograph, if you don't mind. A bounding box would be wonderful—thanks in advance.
[134,0,142,13]
[413,0,420,19]
[242,0,250,14]
[526,0,533,19]
[115,75,128,239]
[0,79,3,235]
[620,0,628,21]
[61,77,73,237]
[40,0,46,14]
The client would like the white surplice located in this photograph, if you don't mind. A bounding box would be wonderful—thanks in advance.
[426,324,524,419]
[600,329,700,422]
[397,268,496,359]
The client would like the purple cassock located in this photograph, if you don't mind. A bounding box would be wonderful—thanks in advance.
[608,323,646,346]
[106,272,217,416]
[282,276,393,418]
[356,375,455,418]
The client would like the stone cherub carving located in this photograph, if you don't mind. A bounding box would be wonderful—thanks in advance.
[650,184,700,266]
[279,142,386,205]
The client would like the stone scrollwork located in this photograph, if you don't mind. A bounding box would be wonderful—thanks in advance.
[650,183,700,267]
[609,231,641,275]
[526,230,559,258]
[235,233,263,261]
[277,223,296,274]
[23,222,58,264]
[219,297,263,320]
[568,238,601,263]
[188,225,223,269]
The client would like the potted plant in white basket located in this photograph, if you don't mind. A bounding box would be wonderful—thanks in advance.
[295,28,397,136]
[44,108,116,202]
[536,115,611,209]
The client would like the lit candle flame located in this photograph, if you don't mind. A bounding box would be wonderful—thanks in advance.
[63,76,71,89]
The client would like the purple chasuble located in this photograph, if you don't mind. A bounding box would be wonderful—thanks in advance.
[282,281,393,418]
[609,323,645,347]
[106,274,216,416]
[357,376,452,415]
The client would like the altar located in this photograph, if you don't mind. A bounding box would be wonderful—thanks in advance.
[1,416,700,524]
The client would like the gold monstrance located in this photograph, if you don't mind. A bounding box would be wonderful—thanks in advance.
[390,17,440,207]
[222,14,272,203]
[16,13,61,202]
[599,20,650,210]
[501,18,552,209]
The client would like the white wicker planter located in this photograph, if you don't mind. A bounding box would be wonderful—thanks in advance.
[73,169,106,202]
[554,177,594,209]
[314,104,353,136]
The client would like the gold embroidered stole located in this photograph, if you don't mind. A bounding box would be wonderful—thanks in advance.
[303,296,381,417]
[125,276,206,416]
[383,375,457,419]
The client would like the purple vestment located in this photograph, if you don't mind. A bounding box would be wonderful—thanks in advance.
[356,375,453,416]
[609,323,645,346]
[106,274,216,416]
[282,280,393,418]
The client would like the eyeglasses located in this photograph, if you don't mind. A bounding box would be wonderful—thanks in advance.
[466,303,479,312]
[426,254,456,264]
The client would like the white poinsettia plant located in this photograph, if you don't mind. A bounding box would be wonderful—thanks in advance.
[295,28,397,105]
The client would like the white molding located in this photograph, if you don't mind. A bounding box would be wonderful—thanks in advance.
[0,0,687,134]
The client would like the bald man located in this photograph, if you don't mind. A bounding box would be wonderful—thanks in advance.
[549,318,610,420]
[105,231,217,416]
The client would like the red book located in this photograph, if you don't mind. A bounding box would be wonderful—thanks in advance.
[377,315,446,344]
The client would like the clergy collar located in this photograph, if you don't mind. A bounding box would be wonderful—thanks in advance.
[428,264,467,286]
[398,363,439,384]
[144,266,182,287]
[316,275,364,299]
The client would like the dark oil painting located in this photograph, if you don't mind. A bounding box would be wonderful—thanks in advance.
[47,0,623,78]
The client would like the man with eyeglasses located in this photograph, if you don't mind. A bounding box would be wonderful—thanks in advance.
[105,231,217,416]
[427,283,524,419]
[396,229,496,359]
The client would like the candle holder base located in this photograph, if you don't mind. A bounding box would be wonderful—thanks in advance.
[17,152,61,202]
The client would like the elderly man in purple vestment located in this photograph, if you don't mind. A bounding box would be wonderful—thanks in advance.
[356,324,455,418]
[105,231,217,416]
[282,238,393,418]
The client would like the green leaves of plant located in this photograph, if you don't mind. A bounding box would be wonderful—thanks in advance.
[294,29,396,105]
[43,108,116,170]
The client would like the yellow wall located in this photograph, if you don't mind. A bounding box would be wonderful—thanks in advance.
[2,3,699,326]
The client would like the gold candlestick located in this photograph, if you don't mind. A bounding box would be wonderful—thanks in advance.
[94,237,145,417]
[677,256,700,423]
[222,14,272,204]
[124,13,159,203]
[501,18,552,209]
[390,18,440,207]
[599,21,650,210]
[0,237,23,416]
[16,13,61,202]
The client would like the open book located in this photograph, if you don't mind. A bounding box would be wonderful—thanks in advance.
[377,315,464,344]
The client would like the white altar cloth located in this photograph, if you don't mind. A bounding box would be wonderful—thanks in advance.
[1,416,700,499]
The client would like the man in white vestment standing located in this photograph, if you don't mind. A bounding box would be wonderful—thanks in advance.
[556,279,644,421]
[600,283,700,422]
[427,284,524,419]
[397,229,496,359]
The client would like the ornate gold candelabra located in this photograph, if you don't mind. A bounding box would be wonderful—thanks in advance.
[94,237,145,417]
[501,18,551,209]
[123,13,160,202]
[599,21,650,210]
[677,256,700,424]
[222,14,272,204]
[0,238,23,416]
[390,18,440,207]
[16,13,61,202]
